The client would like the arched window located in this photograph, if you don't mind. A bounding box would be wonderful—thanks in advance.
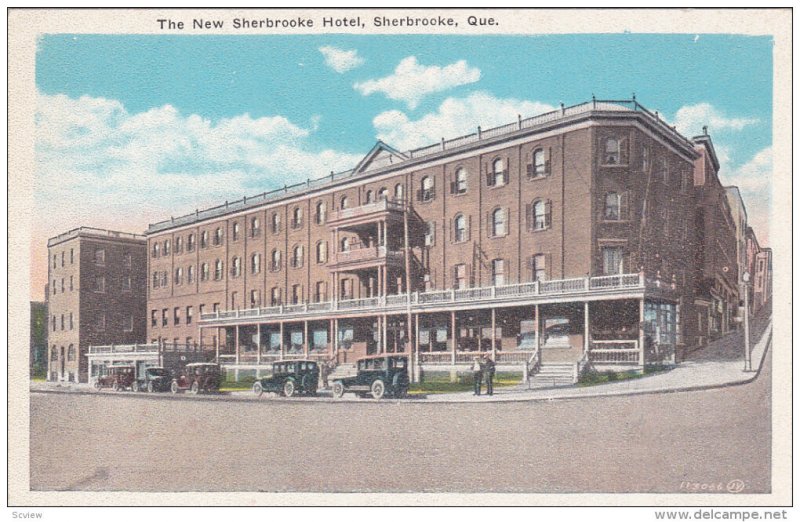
[492,208,507,237]
[378,187,388,201]
[213,227,223,246]
[232,222,240,241]
[492,158,507,186]
[175,267,183,285]
[201,231,209,248]
[365,190,373,204]
[532,149,547,178]
[315,201,326,224]
[214,260,223,280]
[200,263,209,281]
[292,207,303,228]
[604,192,621,220]
[153,243,160,258]
[175,236,183,253]
[605,138,620,164]
[251,253,261,274]
[163,240,170,256]
[271,212,281,234]
[454,214,467,242]
[231,257,241,277]
[250,217,260,237]
[420,176,434,201]
[187,265,194,283]
[316,241,328,263]
[271,249,282,271]
[395,183,404,201]
[340,237,350,252]
[187,233,195,251]
[340,196,349,209]
[292,245,304,268]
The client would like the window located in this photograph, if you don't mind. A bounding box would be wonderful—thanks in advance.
[70,248,74,264]
[316,241,328,264]
[424,222,436,247]
[292,207,303,229]
[365,190,373,204]
[291,284,302,305]
[529,148,548,178]
[122,275,132,291]
[175,237,183,253]
[174,307,181,325]
[315,202,326,224]
[340,237,350,252]
[163,240,170,256]
[60,314,64,331]
[340,196,349,209]
[94,249,105,265]
[61,251,65,267]
[53,255,56,269]
[315,281,328,302]
[251,253,261,274]
[452,167,467,194]
[199,304,205,317]
[291,245,304,268]
[200,263,209,281]
[641,147,650,171]
[454,214,468,243]
[200,231,209,248]
[453,264,467,290]
[152,272,160,289]
[67,345,75,362]
[214,259,224,280]
[340,278,354,299]
[680,170,690,193]
[161,309,168,327]
[152,243,160,258]
[271,287,282,306]
[69,312,73,330]
[50,346,57,361]
[231,257,242,278]
[94,276,105,293]
[187,233,196,252]
[604,192,621,220]
[602,246,624,275]
[51,315,55,332]
[659,157,669,184]
[160,271,168,287]
[492,259,505,286]
[187,265,194,284]
[250,217,261,237]
[423,273,433,292]
[488,158,507,186]
[271,250,282,271]
[491,208,507,237]
[419,176,435,202]
[61,278,64,293]
[52,281,56,295]
[151,310,158,327]
[395,183,404,201]
[604,138,620,164]
[530,200,552,231]
[175,267,183,285]
[69,275,73,291]
[378,187,388,201]
[271,212,281,234]
[232,222,240,241]
[213,227,223,246]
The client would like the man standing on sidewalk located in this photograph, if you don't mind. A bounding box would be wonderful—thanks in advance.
[472,357,483,395]
[483,354,496,396]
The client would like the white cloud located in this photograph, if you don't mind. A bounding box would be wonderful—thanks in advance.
[354,56,481,109]
[32,93,362,294]
[718,146,772,246]
[672,103,758,138]
[318,45,364,73]
[372,91,557,151]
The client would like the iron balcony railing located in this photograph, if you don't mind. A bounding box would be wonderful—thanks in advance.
[200,272,651,323]
[328,198,407,223]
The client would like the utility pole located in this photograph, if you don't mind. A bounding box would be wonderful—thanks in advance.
[742,271,752,371]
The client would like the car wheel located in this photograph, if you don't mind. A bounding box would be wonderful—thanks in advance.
[370,379,386,400]
[112,383,120,392]
[170,381,180,394]
[94,380,102,391]
[283,380,296,398]
[190,381,200,395]
[332,381,345,399]
[253,382,264,397]
[130,382,138,392]
[147,381,154,393]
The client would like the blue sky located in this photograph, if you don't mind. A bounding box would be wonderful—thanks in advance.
[32,33,773,295]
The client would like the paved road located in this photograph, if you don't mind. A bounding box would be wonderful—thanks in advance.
[30,350,771,494]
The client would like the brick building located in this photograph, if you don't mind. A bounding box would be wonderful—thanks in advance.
[145,99,701,381]
[46,227,148,382]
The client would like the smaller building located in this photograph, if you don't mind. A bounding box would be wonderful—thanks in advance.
[29,301,48,377]
[753,248,772,313]
[46,227,148,382]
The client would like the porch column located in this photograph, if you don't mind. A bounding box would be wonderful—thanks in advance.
[333,318,339,358]
[256,323,262,366]
[638,299,645,369]
[382,263,388,297]
[329,319,334,356]
[451,311,457,365]
[491,307,497,359]
[215,327,220,362]
[280,321,285,359]
[383,314,388,353]
[235,325,240,365]
[584,302,590,355]
[304,320,309,357]
[414,313,420,382]
[534,304,540,352]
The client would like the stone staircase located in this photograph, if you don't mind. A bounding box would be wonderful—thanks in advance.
[528,362,576,388]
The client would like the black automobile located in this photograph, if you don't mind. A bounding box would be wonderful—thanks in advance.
[332,355,409,400]
[136,367,172,393]
[253,360,319,398]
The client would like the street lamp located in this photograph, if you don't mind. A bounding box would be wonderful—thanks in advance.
[742,271,752,372]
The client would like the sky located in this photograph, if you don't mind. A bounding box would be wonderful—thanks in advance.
[32,33,773,299]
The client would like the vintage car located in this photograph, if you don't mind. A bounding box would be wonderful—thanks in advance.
[332,355,409,400]
[253,360,319,398]
[94,364,137,392]
[135,367,173,393]
[170,362,221,394]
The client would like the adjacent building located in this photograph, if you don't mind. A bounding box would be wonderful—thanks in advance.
[30,301,48,377]
[46,227,148,382]
[145,99,700,380]
[753,248,772,313]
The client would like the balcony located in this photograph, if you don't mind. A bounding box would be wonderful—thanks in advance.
[199,272,670,326]
[329,245,405,271]
[327,199,407,228]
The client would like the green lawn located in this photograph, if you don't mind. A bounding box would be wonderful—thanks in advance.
[578,365,668,387]
[409,372,521,395]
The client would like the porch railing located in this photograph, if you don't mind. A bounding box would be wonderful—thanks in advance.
[588,340,641,364]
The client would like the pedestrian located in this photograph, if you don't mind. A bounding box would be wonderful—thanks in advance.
[483,354,496,396]
[472,356,483,395]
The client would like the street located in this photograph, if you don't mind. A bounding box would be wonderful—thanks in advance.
[30,350,771,493]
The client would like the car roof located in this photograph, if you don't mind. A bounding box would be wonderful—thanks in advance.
[186,362,218,367]
[357,354,408,362]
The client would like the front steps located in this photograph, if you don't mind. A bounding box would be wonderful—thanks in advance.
[528,363,576,388]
